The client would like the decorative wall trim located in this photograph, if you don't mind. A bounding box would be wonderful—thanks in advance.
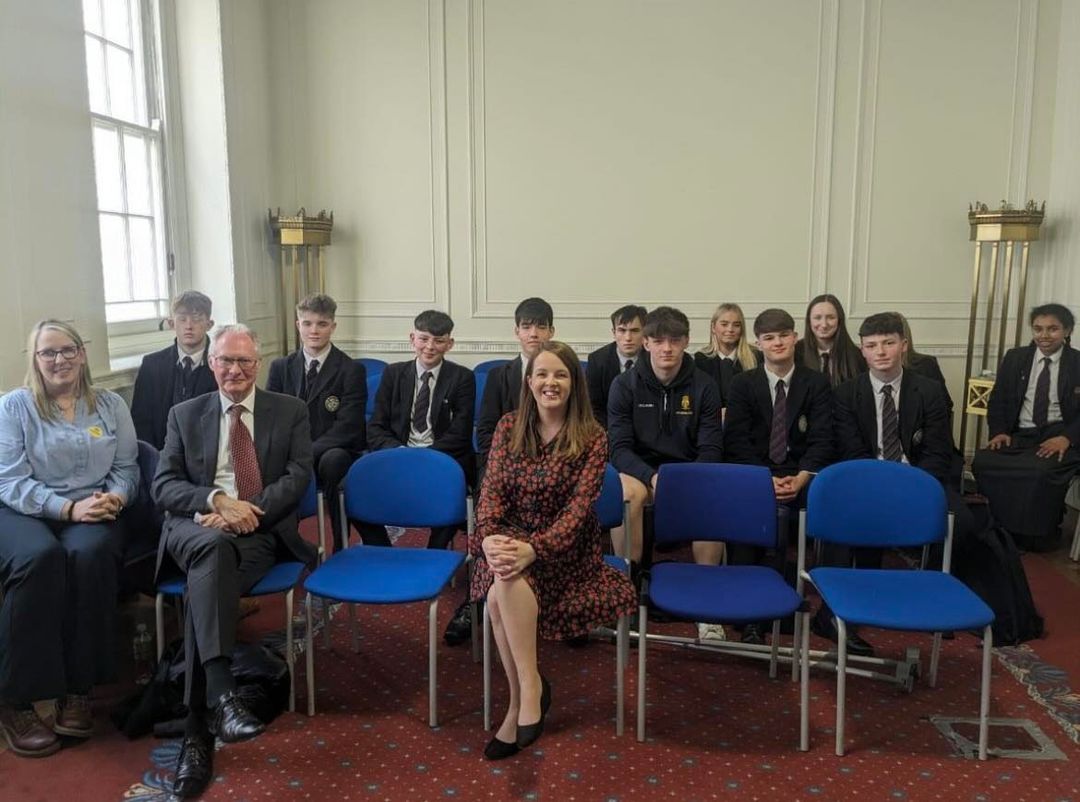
[465,0,840,319]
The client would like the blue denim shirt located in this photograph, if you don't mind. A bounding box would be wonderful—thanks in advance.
[0,387,140,519]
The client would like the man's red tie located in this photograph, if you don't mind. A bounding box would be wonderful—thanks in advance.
[228,404,263,501]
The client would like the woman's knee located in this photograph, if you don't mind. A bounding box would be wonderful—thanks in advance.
[619,474,648,505]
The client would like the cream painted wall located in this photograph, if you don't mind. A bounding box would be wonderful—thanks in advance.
[232,0,1064,418]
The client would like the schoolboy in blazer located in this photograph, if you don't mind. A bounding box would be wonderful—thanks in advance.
[973,303,1080,542]
[587,304,647,428]
[366,309,476,546]
[266,294,366,546]
[475,298,555,474]
[131,291,218,449]
[723,308,833,645]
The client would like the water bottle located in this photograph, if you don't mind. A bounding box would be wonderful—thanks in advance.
[133,623,154,685]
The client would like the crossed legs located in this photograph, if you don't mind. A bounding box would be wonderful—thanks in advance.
[486,575,541,744]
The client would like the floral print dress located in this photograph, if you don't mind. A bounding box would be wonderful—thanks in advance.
[469,412,637,639]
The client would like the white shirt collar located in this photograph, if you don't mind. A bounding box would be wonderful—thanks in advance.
[765,363,795,392]
[415,358,443,380]
[177,341,205,368]
[1034,346,1063,366]
[303,343,332,371]
[869,369,903,397]
[219,387,256,415]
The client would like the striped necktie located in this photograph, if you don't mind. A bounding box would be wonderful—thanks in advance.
[768,380,788,464]
[880,384,903,462]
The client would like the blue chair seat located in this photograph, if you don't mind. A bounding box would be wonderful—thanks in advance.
[810,568,994,632]
[650,563,802,624]
[603,554,629,574]
[305,545,464,604]
[158,576,186,596]
[157,560,307,599]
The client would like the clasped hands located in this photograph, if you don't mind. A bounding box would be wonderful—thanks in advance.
[200,493,264,535]
[482,534,536,580]
[71,491,125,522]
[773,471,810,503]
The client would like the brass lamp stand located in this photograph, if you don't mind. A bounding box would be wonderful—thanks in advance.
[269,208,334,353]
[959,200,1046,458]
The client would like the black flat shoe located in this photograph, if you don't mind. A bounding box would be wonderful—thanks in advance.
[209,690,265,744]
[740,623,765,645]
[516,675,551,750]
[810,614,876,658]
[483,736,520,760]
[443,601,473,646]
[173,731,214,798]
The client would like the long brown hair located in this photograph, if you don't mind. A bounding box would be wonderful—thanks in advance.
[25,319,98,421]
[700,302,757,370]
[509,341,602,459]
[802,294,863,384]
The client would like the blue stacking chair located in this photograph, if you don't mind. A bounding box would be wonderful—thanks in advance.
[154,476,327,713]
[798,460,995,758]
[637,463,804,743]
[302,448,467,723]
[357,358,386,421]
[480,463,632,735]
[357,357,388,377]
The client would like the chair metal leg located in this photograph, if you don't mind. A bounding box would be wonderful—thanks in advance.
[835,618,848,757]
[428,598,438,728]
[636,604,648,743]
[338,493,349,553]
[769,619,781,679]
[286,589,295,713]
[321,594,331,650]
[305,592,316,716]
[616,614,627,736]
[799,611,811,751]
[979,624,993,760]
[482,602,492,732]
[790,610,802,683]
[929,632,942,688]
[155,592,165,661]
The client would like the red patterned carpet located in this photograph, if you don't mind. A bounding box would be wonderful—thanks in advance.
[2,534,1079,802]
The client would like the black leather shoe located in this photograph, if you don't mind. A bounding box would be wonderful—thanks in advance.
[209,691,264,744]
[741,624,765,645]
[443,601,472,646]
[516,675,551,750]
[810,614,876,657]
[173,731,214,798]
[483,736,520,760]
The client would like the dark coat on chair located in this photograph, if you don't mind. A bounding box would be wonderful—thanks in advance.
[476,356,523,466]
[131,339,218,449]
[834,371,955,485]
[987,343,1080,443]
[151,389,316,578]
[586,341,628,428]
[367,359,476,483]
[266,344,367,460]
[723,364,833,475]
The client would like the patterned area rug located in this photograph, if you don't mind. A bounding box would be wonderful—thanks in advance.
[2,539,1079,802]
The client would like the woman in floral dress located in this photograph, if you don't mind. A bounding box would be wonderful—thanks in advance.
[470,341,636,759]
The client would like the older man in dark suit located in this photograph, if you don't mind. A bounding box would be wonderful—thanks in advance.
[153,323,313,798]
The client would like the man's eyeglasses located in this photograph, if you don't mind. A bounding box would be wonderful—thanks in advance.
[213,356,258,369]
[36,346,80,361]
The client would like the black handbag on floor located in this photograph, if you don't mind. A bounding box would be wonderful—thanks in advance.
[952,524,1044,645]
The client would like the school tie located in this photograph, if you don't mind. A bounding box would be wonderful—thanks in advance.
[768,379,788,464]
[180,356,194,399]
[820,351,831,379]
[412,371,432,432]
[880,384,903,462]
[227,404,263,501]
[304,359,320,400]
[623,359,633,372]
[1032,356,1052,427]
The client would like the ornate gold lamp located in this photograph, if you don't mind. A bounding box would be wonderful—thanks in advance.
[269,207,334,353]
[959,200,1046,457]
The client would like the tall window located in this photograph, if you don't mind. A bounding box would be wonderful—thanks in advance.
[82,0,170,324]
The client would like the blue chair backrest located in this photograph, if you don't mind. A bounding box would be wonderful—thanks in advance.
[474,358,509,377]
[298,474,320,520]
[594,463,624,530]
[807,459,947,548]
[474,371,489,422]
[653,463,777,548]
[366,371,382,419]
[358,357,388,376]
[343,448,467,528]
[135,440,164,530]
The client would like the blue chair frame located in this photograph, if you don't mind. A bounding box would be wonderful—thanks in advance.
[480,463,632,735]
[154,476,327,713]
[637,463,804,743]
[797,460,995,758]
[302,448,467,724]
